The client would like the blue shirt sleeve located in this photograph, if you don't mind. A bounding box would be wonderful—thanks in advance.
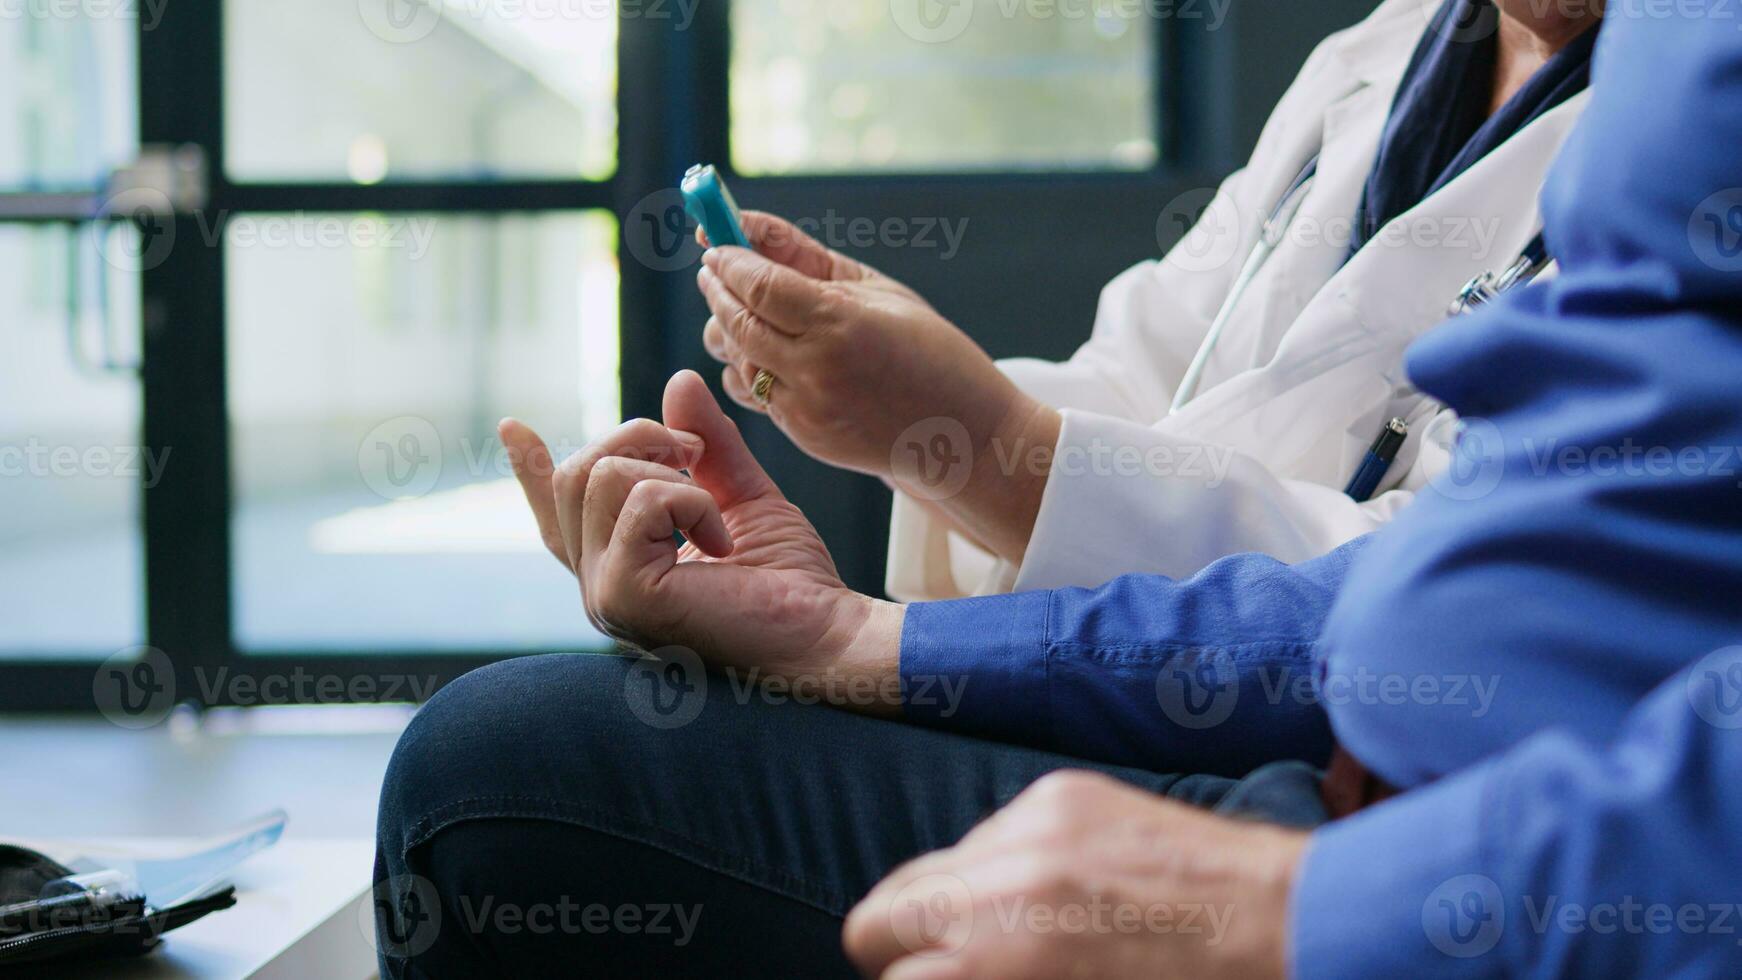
[900,538,1369,775]
[1293,657,1742,978]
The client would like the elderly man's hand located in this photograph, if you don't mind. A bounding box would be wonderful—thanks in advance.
[500,370,904,710]
[843,771,1309,980]
[695,211,1058,564]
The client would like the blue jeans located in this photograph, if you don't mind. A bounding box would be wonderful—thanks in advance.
[373,653,1326,978]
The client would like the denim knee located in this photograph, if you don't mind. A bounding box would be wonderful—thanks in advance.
[377,653,637,863]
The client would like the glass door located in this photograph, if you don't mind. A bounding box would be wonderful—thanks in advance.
[0,12,146,660]
[220,1,623,653]
[10,0,1340,710]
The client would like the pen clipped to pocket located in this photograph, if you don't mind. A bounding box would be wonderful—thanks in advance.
[1344,418,1408,502]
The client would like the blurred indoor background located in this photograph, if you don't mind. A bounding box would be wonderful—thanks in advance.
[1,0,1373,709]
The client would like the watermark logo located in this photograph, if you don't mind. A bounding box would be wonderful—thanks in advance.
[890,0,976,43]
[1155,651,1239,730]
[1689,189,1742,273]
[220,214,440,260]
[625,188,705,273]
[1297,667,1500,718]
[1688,646,1742,729]
[1423,874,1505,958]
[97,187,176,273]
[1158,187,1242,274]
[623,646,708,730]
[890,417,975,502]
[359,0,443,43]
[359,416,444,500]
[1418,0,1500,42]
[93,645,176,729]
[889,872,976,956]
[1429,417,1505,502]
[364,874,444,959]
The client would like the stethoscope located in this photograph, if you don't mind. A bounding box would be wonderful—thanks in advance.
[1164,152,1554,503]
[1447,231,1550,316]
[1170,154,1323,415]
[1169,152,1552,416]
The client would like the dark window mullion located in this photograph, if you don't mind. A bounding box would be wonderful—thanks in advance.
[139,0,232,701]
[615,8,710,422]
[689,0,733,176]
[220,180,617,214]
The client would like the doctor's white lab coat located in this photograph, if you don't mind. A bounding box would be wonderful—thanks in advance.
[886,0,1591,601]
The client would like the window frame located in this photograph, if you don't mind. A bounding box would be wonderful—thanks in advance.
[0,0,1200,711]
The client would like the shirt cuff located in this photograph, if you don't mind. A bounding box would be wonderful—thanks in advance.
[1015,408,1264,593]
[900,591,1052,741]
[1290,762,1504,979]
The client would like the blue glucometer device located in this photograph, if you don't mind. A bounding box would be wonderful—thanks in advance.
[680,164,750,249]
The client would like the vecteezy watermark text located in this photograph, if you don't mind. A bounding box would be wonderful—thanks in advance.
[1423,873,1742,960]
[0,0,168,29]
[624,187,970,272]
[96,207,444,273]
[622,646,969,730]
[456,896,702,945]
[93,647,441,728]
[367,875,703,959]
[1523,438,1742,485]
[891,0,1233,45]
[0,440,171,488]
[888,416,1240,503]
[359,0,700,44]
[889,872,1235,959]
[1156,657,1502,731]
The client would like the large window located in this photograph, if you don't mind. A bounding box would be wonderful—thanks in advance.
[730,0,1157,173]
[0,14,142,659]
[1,0,1183,709]
[0,225,144,657]
[223,0,617,181]
[227,211,618,651]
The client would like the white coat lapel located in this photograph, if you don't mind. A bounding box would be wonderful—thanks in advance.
[1177,90,1593,483]
[1172,3,1420,430]
[1332,90,1592,376]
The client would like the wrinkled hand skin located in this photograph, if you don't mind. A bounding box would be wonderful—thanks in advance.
[500,376,1304,977]
[844,770,1309,980]
[500,370,904,713]
[695,211,1059,564]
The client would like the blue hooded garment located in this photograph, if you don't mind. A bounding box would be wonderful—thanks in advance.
[1296,10,1742,977]
[902,8,1742,976]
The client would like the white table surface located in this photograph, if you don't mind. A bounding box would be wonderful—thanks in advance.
[16,838,378,980]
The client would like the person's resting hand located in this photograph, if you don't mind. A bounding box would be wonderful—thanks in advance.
[843,770,1308,980]
[499,369,905,714]
[695,210,1060,564]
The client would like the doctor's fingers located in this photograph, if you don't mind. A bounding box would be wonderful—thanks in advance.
[702,316,737,364]
[703,316,763,391]
[695,210,870,284]
[738,211,873,283]
[703,316,768,405]
[720,364,791,426]
[702,245,844,337]
[697,266,806,377]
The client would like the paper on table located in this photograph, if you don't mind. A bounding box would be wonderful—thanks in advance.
[59,809,288,909]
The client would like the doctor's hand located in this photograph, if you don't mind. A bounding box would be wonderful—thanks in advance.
[843,771,1308,980]
[695,210,1060,564]
[499,370,905,713]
